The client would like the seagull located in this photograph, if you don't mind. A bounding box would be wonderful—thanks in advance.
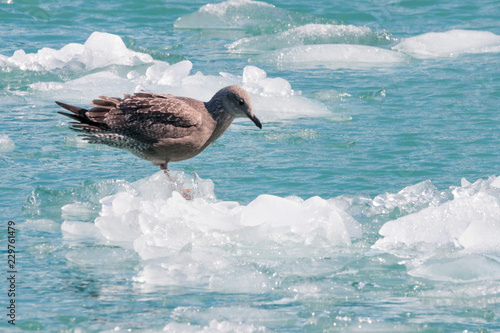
[56,85,262,171]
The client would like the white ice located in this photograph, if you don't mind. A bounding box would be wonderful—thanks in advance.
[393,29,500,58]
[0,31,331,121]
[373,176,500,282]
[0,31,153,71]
[174,0,283,30]
[85,171,362,290]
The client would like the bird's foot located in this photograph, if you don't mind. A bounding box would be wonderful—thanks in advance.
[181,189,193,200]
[163,169,193,200]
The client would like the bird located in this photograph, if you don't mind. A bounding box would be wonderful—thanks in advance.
[56,85,262,171]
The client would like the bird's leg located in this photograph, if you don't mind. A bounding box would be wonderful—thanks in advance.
[160,163,174,183]
[160,163,192,200]
[160,163,169,174]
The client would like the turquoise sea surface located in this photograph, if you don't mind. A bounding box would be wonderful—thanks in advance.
[1,0,500,331]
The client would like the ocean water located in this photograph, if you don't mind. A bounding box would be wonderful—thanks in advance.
[1,0,500,331]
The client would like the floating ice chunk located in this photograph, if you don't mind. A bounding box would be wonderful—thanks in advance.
[241,65,292,96]
[239,66,329,119]
[372,177,500,282]
[21,35,330,120]
[0,31,153,72]
[492,177,500,189]
[374,192,500,254]
[240,194,361,246]
[0,43,84,71]
[92,171,360,287]
[144,60,193,86]
[32,71,136,103]
[393,29,500,58]
[80,32,153,70]
[370,180,442,215]
[174,0,299,31]
[254,44,407,69]
[0,134,15,152]
[451,175,500,200]
[156,65,329,120]
[229,23,391,53]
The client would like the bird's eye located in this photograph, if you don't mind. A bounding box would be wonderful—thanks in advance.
[238,98,245,106]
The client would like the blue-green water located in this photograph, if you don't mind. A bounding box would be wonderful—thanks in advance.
[1,0,500,331]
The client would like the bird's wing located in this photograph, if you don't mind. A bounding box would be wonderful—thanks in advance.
[85,92,203,143]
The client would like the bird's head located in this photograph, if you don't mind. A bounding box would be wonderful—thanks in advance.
[218,85,262,129]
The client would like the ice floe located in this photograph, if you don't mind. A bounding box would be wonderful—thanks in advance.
[1,32,330,121]
[62,171,362,289]
[373,176,500,282]
[0,31,153,72]
[392,29,500,58]
[174,0,311,32]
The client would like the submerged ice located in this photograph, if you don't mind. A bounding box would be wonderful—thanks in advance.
[254,44,407,69]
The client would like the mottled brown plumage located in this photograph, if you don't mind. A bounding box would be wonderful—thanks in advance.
[56,85,261,170]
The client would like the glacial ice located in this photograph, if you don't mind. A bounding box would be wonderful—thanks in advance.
[393,29,500,58]
[1,31,330,121]
[373,176,500,282]
[174,0,305,31]
[87,171,361,289]
[0,31,153,72]
[53,169,500,287]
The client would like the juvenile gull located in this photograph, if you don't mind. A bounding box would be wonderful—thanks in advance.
[56,85,261,170]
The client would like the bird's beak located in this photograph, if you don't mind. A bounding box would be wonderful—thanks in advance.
[247,112,262,129]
